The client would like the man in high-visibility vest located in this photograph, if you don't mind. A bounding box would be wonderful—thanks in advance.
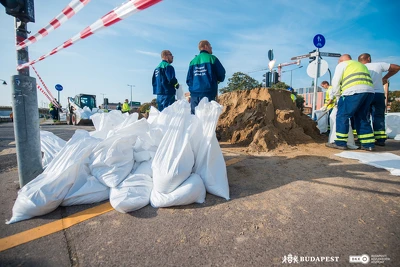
[320,81,336,133]
[122,99,130,113]
[326,54,375,151]
[358,53,400,147]
[49,99,60,120]
[287,87,297,102]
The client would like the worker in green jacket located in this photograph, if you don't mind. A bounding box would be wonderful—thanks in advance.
[122,99,130,113]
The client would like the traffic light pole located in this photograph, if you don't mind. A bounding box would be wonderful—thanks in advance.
[12,18,43,187]
[311,48,320,120]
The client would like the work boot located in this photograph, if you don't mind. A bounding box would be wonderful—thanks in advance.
[355,139,361,147]
[361,146,375,151]
[375,141,385,147]
[325,142,348,150]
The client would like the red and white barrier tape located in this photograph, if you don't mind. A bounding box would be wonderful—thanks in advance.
[17,0,162,70]
[31,65,58,105]
[37,84,60,108]
[17,0,91,51]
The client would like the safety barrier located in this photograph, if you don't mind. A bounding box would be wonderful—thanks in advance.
[32,66,60,108]
[17,0,162,70]
[16,0,92,50]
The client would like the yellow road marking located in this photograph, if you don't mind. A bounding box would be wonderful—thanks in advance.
[0,202,113,252]
[225,157,245,166]
[0,156,245,252]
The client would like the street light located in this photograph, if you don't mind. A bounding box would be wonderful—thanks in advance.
[282,66,303,87]
[100,93,106,108]
[0,79,7,85]
[127,84,135,108]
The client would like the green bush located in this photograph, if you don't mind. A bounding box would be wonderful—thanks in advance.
[295,94,305,112]
[390,100,400,112]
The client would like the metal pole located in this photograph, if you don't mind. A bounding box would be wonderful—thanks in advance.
[127,84,135,109]
[290,70,293,88]
[12,19,43,187]
[311,48,320,120]
[327,68,332,84]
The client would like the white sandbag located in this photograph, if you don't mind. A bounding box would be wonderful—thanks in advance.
[90,135,136,188]
[40,130,67,168]
[152,100,194,194]
[176,84,184,100]
[61,163,109,206]
[7,130,100,224]
[133,160,153,177]
[133,150,152,163]
[192,98,230,200]
[150,173,206,208]
[386,112,400,139]
[110,173,153,213]
[90,111,128,140]
[315,110,328,133]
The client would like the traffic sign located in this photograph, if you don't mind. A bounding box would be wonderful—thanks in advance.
[268,49,274,61]
[55,84,63,91]
[319,52,341,57]
[313,34,325,48]
[291,54,311,60]
[268,60,276,71]
[307,59,328,78]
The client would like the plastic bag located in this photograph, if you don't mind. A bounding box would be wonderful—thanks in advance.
[150,173,205,208]
[7,130,100,224]
[110,173,153,213]
[192,98,230,200]
[152,100,194,193]
[40,130,66,168]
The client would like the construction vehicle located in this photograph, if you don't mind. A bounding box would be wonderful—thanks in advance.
[66,94,97,125]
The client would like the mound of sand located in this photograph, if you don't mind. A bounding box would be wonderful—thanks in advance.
[216,88,323,152]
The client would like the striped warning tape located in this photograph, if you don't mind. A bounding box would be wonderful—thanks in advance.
[17,0,162,70]
[37,84,60,108]
[31,65,59,108]
[16,0,92,51]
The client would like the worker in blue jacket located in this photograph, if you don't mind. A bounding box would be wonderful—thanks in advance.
[186,40,226,114]
[152,50,179,112]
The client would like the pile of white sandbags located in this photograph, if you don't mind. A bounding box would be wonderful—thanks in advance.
[7,99,229,224]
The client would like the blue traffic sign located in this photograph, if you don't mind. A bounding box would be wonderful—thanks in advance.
[55,84,63,91]
[313,34,325,48]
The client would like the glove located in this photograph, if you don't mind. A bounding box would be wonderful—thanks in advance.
[320,106,327,112]
[174,83,180,90]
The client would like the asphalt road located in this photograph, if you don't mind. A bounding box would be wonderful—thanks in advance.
[0,121,399,266]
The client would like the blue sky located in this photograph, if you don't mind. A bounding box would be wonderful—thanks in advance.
[0,0,399,108]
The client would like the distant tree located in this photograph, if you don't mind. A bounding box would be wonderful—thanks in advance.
[388,90,400,102]
[390,100,400,112]
[270,81,290,90]
[219,72,260,94]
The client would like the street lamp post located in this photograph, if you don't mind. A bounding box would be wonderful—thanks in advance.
[100,93,106,109]
[127,84,135,108]
[282,66,303,87]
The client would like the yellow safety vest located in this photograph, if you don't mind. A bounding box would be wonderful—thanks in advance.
[324,86,335,109]
[122,102,130,112]
[340,60,373,92]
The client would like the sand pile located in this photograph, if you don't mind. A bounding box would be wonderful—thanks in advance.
[216,88,323,152]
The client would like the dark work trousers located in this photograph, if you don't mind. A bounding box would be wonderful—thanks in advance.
[370,93,387,144]
[335,93,375,148]
[157,94,176,112]
[190,94,216,115]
